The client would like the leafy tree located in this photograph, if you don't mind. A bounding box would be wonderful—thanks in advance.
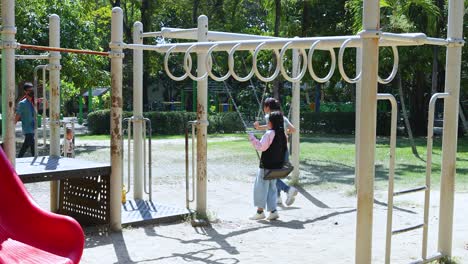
[13,0,110,114]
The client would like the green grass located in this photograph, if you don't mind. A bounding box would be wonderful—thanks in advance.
[78,132,468,190]
[208,133,468,190]
[76,133,245,141]
[75,134,110,140]
[299,134,468,190]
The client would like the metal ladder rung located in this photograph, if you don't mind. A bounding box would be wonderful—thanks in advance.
[392,223,424,235]
[393,186,427,197]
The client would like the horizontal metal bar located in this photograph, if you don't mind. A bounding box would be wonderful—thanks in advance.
[150,28,448,47]
[425,37,449,46]
[0,54,49,60]
[207,31,279,41]
[408,252,443,264]
[126,35,358,53]
[147,27,281,41]
[393,186,427,197]
[381,32,428,45]
[142,31,163,38]
[126,32,448,53]
[392,223,424,235]
[380,33,447,47]
[19,43,109,56]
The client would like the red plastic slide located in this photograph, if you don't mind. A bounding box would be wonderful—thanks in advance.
[0,148,84,264]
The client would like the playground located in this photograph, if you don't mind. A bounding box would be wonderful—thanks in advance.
[23,135,468,263]
[1,0,467,263]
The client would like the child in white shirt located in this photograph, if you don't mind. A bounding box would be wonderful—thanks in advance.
[62,127,74,158]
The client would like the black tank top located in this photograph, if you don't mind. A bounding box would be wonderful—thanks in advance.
[260,131,286,169]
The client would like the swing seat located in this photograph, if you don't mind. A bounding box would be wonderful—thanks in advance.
[263,164,294,180]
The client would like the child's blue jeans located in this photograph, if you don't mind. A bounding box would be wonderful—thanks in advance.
[253,168,277,211]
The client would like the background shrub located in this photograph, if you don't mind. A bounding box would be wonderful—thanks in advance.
[88,110,391,136]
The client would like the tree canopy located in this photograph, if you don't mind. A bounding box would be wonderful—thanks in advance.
[1,0,466,135]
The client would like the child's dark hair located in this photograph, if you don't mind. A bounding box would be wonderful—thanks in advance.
[269,111,287,149]
[264,97,281,111]
[66,127,73,134]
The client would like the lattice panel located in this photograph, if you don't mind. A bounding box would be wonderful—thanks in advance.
[59,174,110,226]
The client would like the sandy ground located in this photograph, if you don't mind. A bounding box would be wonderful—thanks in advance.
[23,137,468,264]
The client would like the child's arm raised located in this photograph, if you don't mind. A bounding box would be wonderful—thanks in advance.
[249,130,275,151]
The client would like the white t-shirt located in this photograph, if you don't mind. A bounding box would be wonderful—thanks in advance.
[265,114,293,130]
[62,138,74,155]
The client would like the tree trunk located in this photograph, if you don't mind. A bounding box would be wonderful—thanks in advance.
[431,46,439,94]
[192,0,200,25]
[397,73,420,158]
[301,0,312,37]
[272,0,281,100]
[110,0,120,7]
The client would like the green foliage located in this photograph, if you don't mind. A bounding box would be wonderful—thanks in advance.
[300,112,391,136]
[87,110,244,135]
[87,110,132,134]
[15,0,110,101]
[6,0,467,138]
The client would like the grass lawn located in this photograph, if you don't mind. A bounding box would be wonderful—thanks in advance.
[77,133,468,190]
[208,133,468,191]
[299,134,468,191]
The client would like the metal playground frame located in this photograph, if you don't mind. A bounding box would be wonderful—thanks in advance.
[1,1,464,263]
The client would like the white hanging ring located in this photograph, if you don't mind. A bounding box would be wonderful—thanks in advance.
[278,41,308,83]
[164,45,190,81]
[338,38,361,84]
[184,44,208,81]
[228,43,254,82]
[378,46,399,84]
[252,42,281,83]
[206,44,231,82]
[308,40,337,83]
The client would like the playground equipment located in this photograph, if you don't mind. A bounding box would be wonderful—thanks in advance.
[0,0,464,263]
[33,64,48,154]
[123,117,152,200]
[0,148,84,264]
[110,0,464,261]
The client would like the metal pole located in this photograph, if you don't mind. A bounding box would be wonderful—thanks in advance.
[185,125,190,209]
[78,96,83,124]
[196,15,209,218]
[354,47,362,190]
[48,14,61,212]
[42,67,47,147]
[1,0,16,164]
[33,65,47,157]
[438,0,464,257]
[425,93,449,259]
[378,94,397,264]
[355,1,380,263]
[110,7,124,231]
[291,48,300,181]
[146,118,152,201]
[133,21,144,200]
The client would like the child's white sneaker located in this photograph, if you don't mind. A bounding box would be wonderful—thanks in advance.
[249,212,266,220]
[267,211,279,220]
[285,187,298,206]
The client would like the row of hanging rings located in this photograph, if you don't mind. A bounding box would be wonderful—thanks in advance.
[164,38,399,85]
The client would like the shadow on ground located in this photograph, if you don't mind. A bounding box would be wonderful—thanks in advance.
[83,208,356,263]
